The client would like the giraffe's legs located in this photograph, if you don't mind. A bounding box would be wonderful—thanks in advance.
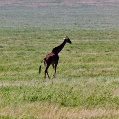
[52,64,55,69]
[45,64,50,79]
[52,62,58,78]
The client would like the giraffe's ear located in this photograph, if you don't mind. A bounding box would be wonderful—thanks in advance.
[64,36,68,39]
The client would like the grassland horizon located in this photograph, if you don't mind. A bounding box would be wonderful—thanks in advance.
[1,0,119,29]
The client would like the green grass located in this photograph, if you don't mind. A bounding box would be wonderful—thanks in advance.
[0,28,119,80]
[0,78,119,108]
[0,28,119,118]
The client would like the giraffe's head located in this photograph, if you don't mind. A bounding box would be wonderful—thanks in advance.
[64,36,72,44]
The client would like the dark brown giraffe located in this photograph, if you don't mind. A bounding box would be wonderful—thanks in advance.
[39,36,72,79]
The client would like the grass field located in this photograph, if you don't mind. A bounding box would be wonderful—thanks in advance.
[0,28,119,118]
[0,1,119,118]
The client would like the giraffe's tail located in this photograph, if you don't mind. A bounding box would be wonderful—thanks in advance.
[39,59,44,74]
[39,65,41,74]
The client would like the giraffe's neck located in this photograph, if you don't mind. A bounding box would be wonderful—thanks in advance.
[52,40,66,54]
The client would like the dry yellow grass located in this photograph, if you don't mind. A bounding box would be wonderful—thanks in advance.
[0,102,119,119]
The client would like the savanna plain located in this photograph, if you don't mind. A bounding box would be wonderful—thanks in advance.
[0,28,119,119]
[0,1,119,118]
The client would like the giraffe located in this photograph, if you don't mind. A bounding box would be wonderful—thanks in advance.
[39,36,72,79]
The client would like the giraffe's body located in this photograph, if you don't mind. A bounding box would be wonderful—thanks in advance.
[39,36,72,79]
